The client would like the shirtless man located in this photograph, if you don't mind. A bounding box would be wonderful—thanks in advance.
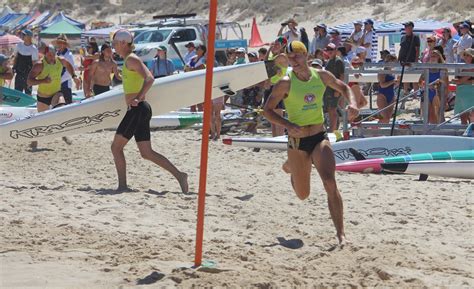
[27,43,80,149]
[111,29,188,192]
[88,43,121,97]
[263,41,359,245]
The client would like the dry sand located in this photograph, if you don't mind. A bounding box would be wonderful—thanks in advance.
[1,129,473,288]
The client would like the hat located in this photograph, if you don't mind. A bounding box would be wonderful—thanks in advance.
[311,58,323,67]
[21,29,33,37]
[52,34,69,46]
[463,48,474,58]
[355,46,366,54]
[364,19,374,25]
[426,35,436,41]
[329,29,340,35]
[275,36,288,46]
[403,21,414,27]
[185,42,195,48]
[236,47,246,53]
[113,29,133,44]
[316,23,327,30]
[101,43,111,52]
[353,20,363,26]
[157,45,167,51]
[379,49,390,55]
[286,41,307,54]
[287,18,298,25]
[459,22,470,29]
[247,51,258,58]
[0,54,7,65]
[325,43,336,50]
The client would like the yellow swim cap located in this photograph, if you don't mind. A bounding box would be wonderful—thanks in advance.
[286,41,307,54]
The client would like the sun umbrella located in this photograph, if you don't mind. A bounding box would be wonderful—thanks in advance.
[0,34,22,47]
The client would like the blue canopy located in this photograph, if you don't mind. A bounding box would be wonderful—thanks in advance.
[28,11,52,29]
[42,11,85,30]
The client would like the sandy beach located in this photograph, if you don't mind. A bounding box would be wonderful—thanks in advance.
[0,128,472,288]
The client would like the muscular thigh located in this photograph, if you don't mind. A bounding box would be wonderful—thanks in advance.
[288,148,313,192]
[311,140,336,180]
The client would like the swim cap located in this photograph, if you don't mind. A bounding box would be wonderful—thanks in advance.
[286,41,307,54]
[113,29,133,43]
[275,36,288,46]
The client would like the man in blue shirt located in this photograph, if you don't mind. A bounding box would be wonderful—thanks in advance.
[150,46,175,78]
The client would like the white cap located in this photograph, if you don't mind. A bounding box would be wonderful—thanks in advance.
[355,46,366,54]
[113,29,133,43]
[236,47,246,53]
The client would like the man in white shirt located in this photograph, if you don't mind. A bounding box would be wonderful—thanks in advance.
[278,18,300,43]
[454,22,473,63]
[309,24,330,56]
[183,42,196,66]
[13,29,38,95]
[53,34,77,104]
[349,21,364,46]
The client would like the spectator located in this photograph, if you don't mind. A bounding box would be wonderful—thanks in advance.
[323,43,345,132]
[452,48,474,124]
[314,48,325,63]
[278,18,300,42]
[184,42,196,65]
[355,46,367,61]
[329,29,342,47]
[349,57,368,108]
[242,51,265,132]
[343,41,356,62]
[418,49,448,124]
[53,34,77,105]
[361,19,376,62]
[185,44,206,72]
[12,29,38,95]
[377,54,399,123]
[453,22,473,63]
[0,54,14,88]
[150,46,175,78]
[300,27,309,50]
[378,49,390,63]
[258,47,268,61]
[348,21,364,46]
[310,24,330,56]
[437,27,456,63]
[336,46,350,66]
[310,58,323,69]
[234,47,247,65]
[421,35,437,63]
[81,43,99,98]
[398,21,420,63]
[225,48,236,66]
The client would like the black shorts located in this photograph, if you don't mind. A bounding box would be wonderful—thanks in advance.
[116,101,152,142]
[61,82,72,104]
[36,95,53,106]
[93,84,110,96]
[288,131,329,154]
[264,86,285,109]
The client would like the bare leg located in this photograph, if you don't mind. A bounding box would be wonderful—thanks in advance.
[137,141,189,194]
[111,134,130,190]
[311,140,347,244]
[376,94,392,123]
[213,103,222,140]
[287,149,313,200]
[351,84,368,108]
[327,107,338,132]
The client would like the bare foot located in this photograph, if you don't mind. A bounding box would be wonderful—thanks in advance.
[177,172,189,194]
[116,185,132,192]
[282,160,291,174]
[337,234,351,248]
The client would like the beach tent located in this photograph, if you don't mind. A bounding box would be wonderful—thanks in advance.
[28,10,52,30]
[42,11,85,30]
[408,19,456,34]
[82,26,119,39]
[0,13,25,28]
[0,33,22,47]
[13,10,41,31]
[0,6,13,19]
[39,20,83,37]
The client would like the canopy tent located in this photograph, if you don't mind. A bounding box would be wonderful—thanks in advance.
[82,26,119,39]
[0,6,13,19]
[0,13,24,26]
[405,19,456,34]
[0,33,22,47]
[13,10,41,31]
[28,10,52,29]
[39,20,83,37]
[7,14,32,31]
[42,11,85,30]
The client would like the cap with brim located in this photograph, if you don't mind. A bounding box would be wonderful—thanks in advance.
[21,29,33,37]
[426,35,436,41]
[0,54,7,65]
[403,21,414,27]
[113,29,133,43]
[460,22,470,29]
[356,46,366,54]
[311,58,323,67]
[364,19,374,25]
[157,45,167,51]
[462,48,474,57]
[329,29,340,35]
[325,43,336,50]
[353,21,363,26]
[247,52,258,58]
[316,24,327,30]
[236,47,246,53]
[287,18,298,25]
[185,42,195,48]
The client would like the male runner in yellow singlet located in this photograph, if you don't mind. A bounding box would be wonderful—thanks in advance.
[264,41,359,245]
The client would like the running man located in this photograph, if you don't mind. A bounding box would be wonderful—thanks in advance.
[88,43,121,96]
[263,41,359,245]
[27,43,81,149]
[111,29,188,192]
